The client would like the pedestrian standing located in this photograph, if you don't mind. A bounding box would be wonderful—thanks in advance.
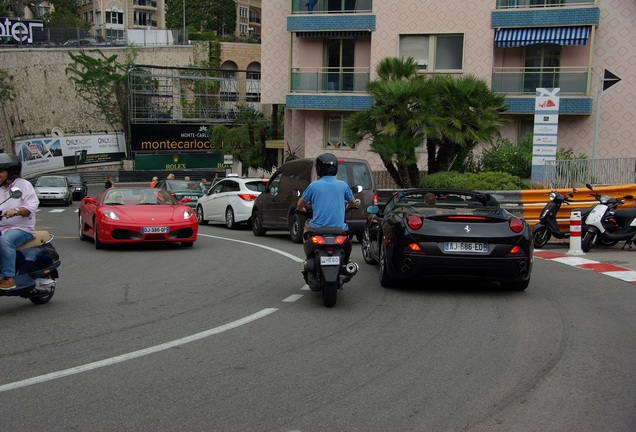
[105,173,113,189]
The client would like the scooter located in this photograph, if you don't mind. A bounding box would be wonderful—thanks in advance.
[581,183,636,253]
[0,187,60,305]
[300,193,361,308]
[532,188,614,248]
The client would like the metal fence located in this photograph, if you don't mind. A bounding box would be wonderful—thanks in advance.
[543,158,636,188]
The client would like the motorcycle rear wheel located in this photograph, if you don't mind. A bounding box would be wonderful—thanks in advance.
[30,288,55,305]
[532,225,551,249]
[322,281,337,308]
[597,238,618,247]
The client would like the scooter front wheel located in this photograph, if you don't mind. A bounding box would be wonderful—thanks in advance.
[582,231,595,253]
[322,281,337,308]
[532,224,551,249]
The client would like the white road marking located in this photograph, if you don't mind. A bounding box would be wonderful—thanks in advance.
[0,308,278,393]
[282,294,303,302]
[199,233,304,262]
[49,209,65,213]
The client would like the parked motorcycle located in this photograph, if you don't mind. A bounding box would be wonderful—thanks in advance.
[581,183,636,252]
[300,190,361,308]
[532,188,615,248]
[0,187,60,305]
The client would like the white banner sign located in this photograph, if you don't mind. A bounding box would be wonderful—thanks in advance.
[531,88,560,182]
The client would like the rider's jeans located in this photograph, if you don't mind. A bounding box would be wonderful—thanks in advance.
[0,229,34,278]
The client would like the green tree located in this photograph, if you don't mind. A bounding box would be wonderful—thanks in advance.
[166,0,235,35]
[424,74,510,174]
[344,57,429,188]
[208,105,273,173]
[65,49,138,138]
[0,69,15,105]
[42,0,91,29]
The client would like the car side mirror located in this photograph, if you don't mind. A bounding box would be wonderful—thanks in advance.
[180,197,191,204]
[84,196,97,205]
[352,185,363,194]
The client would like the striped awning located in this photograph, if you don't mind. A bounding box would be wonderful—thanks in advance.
[296,30,371,38]
[495,26,590,48]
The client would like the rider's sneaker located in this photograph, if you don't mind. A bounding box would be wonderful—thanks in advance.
[0,277,16,290]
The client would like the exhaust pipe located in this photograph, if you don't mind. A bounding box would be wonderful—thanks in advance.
[345,261,359,276]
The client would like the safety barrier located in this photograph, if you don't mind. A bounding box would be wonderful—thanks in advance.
[520,184,636,228]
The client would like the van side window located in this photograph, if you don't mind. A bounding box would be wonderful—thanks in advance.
[268,172,282,195]
[350,163,373,190]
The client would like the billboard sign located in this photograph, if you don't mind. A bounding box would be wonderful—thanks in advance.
[0,18,45,45]
[130,123,226,153]
[14,133,126,177]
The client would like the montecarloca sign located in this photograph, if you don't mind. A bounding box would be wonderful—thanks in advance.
[0,18,45,44]
[130,123,225,152]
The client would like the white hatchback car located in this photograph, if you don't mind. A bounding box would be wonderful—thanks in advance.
[196,177,268,229]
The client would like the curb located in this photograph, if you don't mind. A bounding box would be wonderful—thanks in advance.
[534,250,636,285]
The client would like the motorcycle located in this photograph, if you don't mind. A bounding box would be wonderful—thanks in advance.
[300,190,361,308]
[0,187,60,305]
[581,183,636,253]
[532,188,616,248]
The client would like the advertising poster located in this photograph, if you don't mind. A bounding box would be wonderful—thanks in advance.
[14,133,126,177]
[531,88,560,183]
[130,123,225,153]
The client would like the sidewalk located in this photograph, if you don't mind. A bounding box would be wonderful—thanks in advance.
[534,239,636,284]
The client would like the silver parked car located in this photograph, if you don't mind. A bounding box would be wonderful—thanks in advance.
[34,175,73,206]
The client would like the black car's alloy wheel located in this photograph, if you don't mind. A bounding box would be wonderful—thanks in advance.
[290,213,304,244]
[362,229,378,265]
[252,211,266,236]
[379,242,396,288]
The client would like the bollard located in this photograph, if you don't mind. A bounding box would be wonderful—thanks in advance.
[567,210,585,255]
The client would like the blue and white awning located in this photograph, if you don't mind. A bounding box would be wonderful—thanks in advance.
[495,26,590,48]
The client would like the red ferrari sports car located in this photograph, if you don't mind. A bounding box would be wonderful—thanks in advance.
[78,187,198,248]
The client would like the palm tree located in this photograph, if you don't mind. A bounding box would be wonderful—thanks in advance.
[424,75,510,174]
[345,57,429,188]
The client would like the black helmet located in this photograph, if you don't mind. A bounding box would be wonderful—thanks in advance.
[316,153,338,177]
[0,153,22,181]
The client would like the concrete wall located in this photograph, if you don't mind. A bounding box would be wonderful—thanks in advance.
[0,42,215,152]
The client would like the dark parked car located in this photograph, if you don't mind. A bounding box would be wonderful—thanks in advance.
[251,157,376,243]
[362,188,533,291]
[65,174,88,199]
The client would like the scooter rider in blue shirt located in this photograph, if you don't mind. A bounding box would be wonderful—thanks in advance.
[296,153,357,264]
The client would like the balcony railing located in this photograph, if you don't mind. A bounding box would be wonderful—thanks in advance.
[491,67,589,94]
[291,0,372,14]
[496,0,595,8]
[290,67,370,93]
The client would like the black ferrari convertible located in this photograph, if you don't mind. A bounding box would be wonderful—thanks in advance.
[361,188,533,291]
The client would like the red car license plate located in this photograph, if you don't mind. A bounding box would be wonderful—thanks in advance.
[142,226,169,234]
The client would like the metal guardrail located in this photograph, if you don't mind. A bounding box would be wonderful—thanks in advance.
[543,158,636,189]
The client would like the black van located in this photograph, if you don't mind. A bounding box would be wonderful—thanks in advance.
[251,157,375,243]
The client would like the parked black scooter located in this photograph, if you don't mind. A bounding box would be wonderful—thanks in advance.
[300,191,361,308]
[581,183,636,252]
[0,187,60,305]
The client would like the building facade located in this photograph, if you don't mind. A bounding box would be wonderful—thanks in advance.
[79,0,166,40]
[261,0,636,172]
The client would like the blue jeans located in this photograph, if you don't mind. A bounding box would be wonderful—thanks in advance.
[0,229,34,278]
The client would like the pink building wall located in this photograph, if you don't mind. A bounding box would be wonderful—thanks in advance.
[264,0,636,172]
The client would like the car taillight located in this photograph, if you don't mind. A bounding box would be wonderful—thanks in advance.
[407,216,423,230]
[506,245,526,257]
[238,193,258,201]
[373,193,378,206]
[405,242,424,253]
[509,218,524,233]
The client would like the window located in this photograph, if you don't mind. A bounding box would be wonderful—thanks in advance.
[325,39,355,91]
[325,115,351,149]
[106,10,124,25]
[399,34,464,72]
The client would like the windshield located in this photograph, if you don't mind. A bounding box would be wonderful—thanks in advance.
[103,188,179,205]
[36,177,67,187]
